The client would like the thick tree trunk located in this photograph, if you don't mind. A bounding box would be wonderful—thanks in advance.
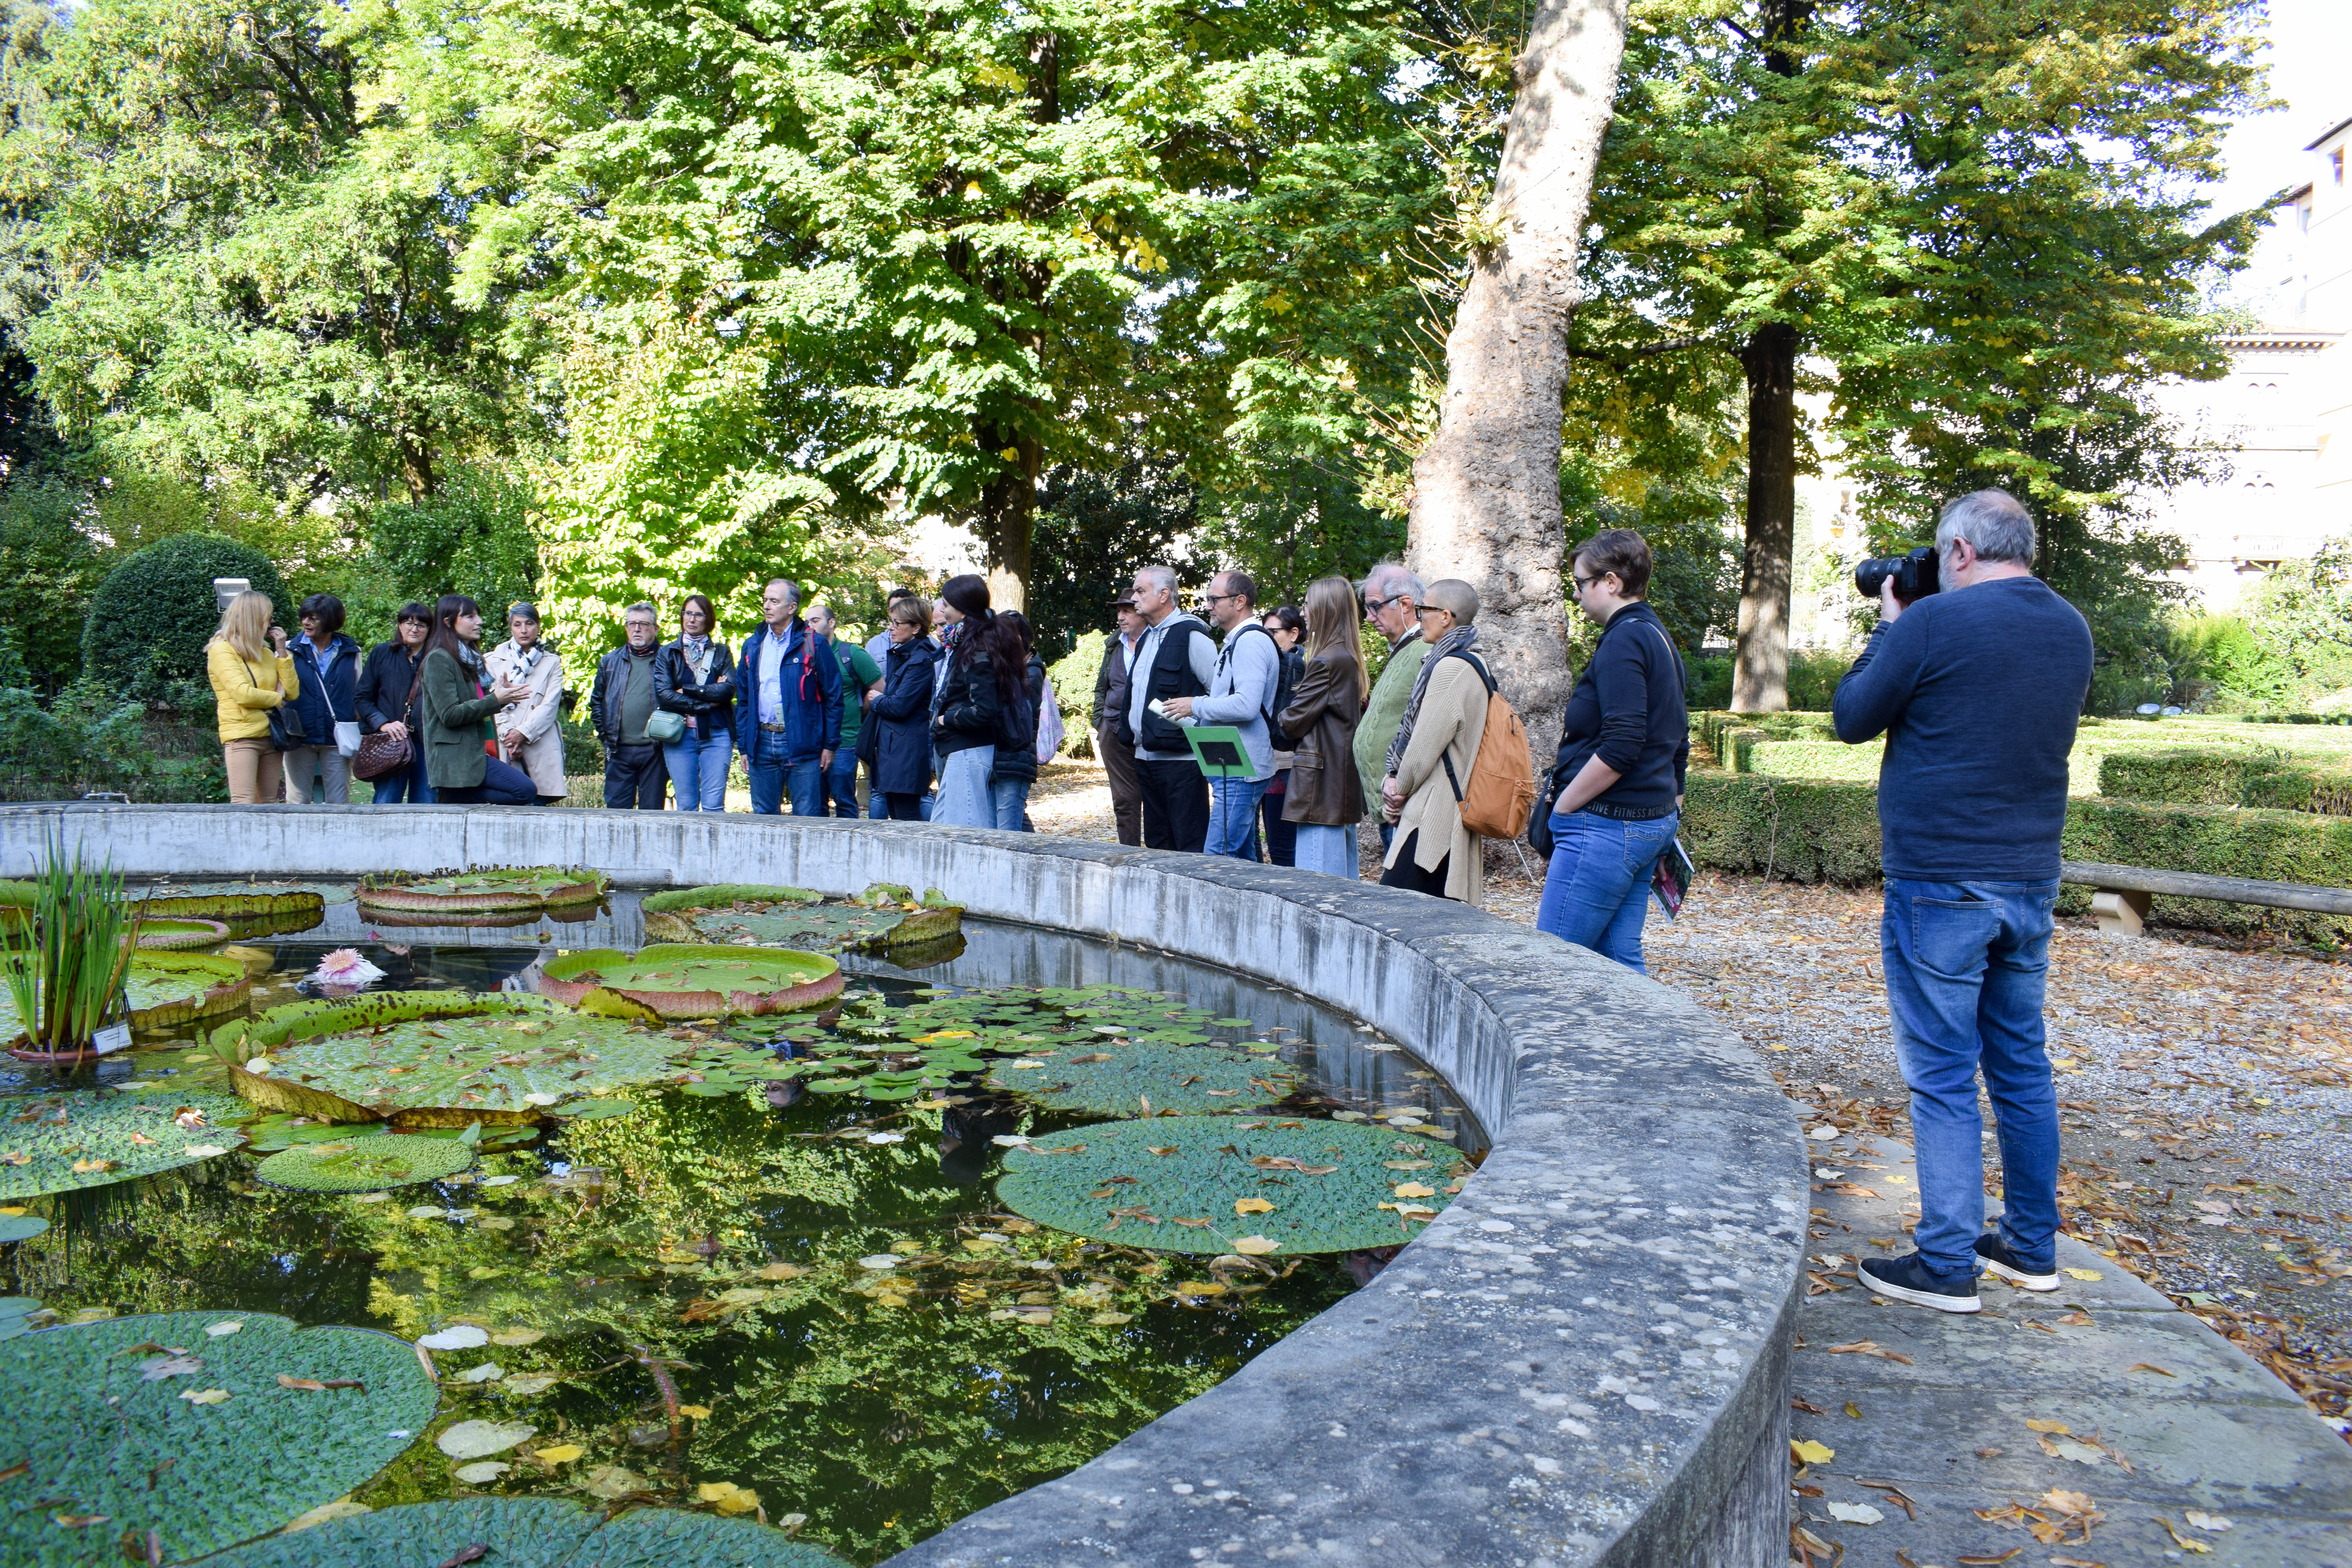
[1732,321,1798,711]
[1407,0,1631,764]
[976,427,1042,613]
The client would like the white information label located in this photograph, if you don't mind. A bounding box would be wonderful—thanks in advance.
[91,1022,132,1056]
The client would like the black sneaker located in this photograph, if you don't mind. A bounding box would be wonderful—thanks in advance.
[1975,1234,2060,1292]
[1859,1253,1981,1314]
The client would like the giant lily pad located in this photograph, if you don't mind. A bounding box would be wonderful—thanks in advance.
[985,1043,1298,1116]
[135,916,231,950]
[256,1131,478,1192]
[135,885,327,938]
[197,1496,846,1568]
[356,868,610,922]
[217,995,710,1125]
[125,949,251,1030]
[0,1309,438,1567]
[997,1115,1458,1255]
[643,883,964,953]
[536,944,842,1019]
[0,1090,248,1200]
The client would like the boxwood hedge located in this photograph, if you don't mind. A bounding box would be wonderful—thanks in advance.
[80,533,289,704]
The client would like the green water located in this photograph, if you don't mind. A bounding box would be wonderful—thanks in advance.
[2,926,1479,1564]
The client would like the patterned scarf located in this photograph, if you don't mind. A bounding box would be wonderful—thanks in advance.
[1385,623,1479,779]
[678,632,714,683]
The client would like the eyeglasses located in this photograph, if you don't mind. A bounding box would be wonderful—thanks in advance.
[1362,594,1398,615]
[1415,605,1452,621]
[1201,592,1244,607]
[1571,572,1612,593]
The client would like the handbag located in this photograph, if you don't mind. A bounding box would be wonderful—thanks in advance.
[354,684,416,782]
[645,710,688,744]
[334,720,363,757]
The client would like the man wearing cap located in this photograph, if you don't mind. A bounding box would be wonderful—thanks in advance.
[1093,596,1145,845]
[1356,562,1430,854]
[485,602,568,804]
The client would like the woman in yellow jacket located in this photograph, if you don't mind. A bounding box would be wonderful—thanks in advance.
[206,590,298,805]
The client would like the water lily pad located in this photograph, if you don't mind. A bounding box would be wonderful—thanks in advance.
[135,916,231,950]
[983,1043,1297,1116]
[196,1496,846,1567]
[0,1090,249,1200]
[536,944,842,1020]
[434,1418,536,1459]
[135,886,327,938]
[356,868,610,921]
[643,883,964,954]
[215,995,702,1125]
[257,1135,478,1192]
[0,1310,437,1567]
[124,949,251,1031]
[997,1116,1457,1254]
[0,1212,47,1243]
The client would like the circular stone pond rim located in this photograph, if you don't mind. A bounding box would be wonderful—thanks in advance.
[0,804,1805,1568]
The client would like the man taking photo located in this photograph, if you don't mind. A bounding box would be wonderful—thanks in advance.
[1833,488,2092,1314]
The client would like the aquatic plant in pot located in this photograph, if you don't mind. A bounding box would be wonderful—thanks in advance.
[2,843,143,1065]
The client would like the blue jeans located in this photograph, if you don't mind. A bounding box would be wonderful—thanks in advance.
[824,746,861,817]
[1535,809,1678,973]
[662,726,733,811]
[991,776,1031,831]
[1292,822,1356,878]
[1881,877,2062,1279]
[746,728,823,816]
[865,757,890,818]
[370,745,435,805]
[934,745,995,827]
[1207,776,1270,860]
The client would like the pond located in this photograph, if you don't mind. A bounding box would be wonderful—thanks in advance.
[1,886,1486,1565]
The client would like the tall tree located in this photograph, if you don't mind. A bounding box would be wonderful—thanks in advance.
[1572,0,2266,708]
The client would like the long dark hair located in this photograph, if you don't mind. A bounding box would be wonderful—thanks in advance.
[942,573,1024,705]
[407,594,484,707]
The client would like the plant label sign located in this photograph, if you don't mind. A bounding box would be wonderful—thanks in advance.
[92,1022,132,1056]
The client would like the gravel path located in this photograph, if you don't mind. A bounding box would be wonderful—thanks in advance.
[1029,760,2352,1436]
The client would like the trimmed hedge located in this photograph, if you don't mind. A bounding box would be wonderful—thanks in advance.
[82,533,289,704]
[2098,747,2352,816]
[1678,768,2352,943]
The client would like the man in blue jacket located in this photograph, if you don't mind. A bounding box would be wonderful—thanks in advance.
[735,577,843,815]
[1833,488,2093,1316]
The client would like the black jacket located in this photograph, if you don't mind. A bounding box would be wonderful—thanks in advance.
[1093,633,1135,731]
[1552,601,1690,810]
[869,639,940,796]
[652,637,737,731]
[992,657,1047,786]
[588,644,664,750]
[933,649,1007,759]
[356,639,426,733]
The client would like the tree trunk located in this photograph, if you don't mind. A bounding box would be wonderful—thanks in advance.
[1406,0,1632,764]
[1732,321,1798,711]
[976,426,1042,613]
[399,425,436,504]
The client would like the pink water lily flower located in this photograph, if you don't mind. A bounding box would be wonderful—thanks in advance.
[310,949,386,989]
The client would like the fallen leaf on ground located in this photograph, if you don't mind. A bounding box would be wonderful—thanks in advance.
[1789,1438,1834,1465]
[2127,1362,2175,1377]
[2025,1418,2071,1434]
[2184,1511,2232,1533]
[1826,1501,1882,1524]
[2062,1268,2103,1281]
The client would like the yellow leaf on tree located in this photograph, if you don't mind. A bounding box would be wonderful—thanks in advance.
[1230,1236,1278,1255]
[1233,1198,1274,1216]
[534,1445,585,1465]
[678,1405,713,1420]
[1789,1439,1834,1465]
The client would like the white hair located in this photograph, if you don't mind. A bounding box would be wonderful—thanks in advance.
[765,578,801,607]
[1135,564,1178,597]
[1362,562,1423,604]
[1936,490,2036,565]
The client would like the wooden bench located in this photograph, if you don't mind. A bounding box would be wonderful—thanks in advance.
[2061,860,2352,937]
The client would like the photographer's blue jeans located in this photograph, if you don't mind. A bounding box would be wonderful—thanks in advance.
[1534,809,1678,974]
[746,728,822,816]
[1881,877,2062,1279]
[662,728,733,811]
[1206,776,1269,860]
[823,746,860,817]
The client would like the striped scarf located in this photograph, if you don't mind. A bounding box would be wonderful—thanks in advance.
[1385,623,1479,778]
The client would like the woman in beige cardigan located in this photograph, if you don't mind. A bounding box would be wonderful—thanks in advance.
[1377,578,1488,906]
[484,602,568,803]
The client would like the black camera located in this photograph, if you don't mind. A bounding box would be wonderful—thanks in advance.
[1854,546,1940,605]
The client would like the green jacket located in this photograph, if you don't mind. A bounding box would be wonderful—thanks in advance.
[1354,629,1430,820]
[418,646,505,792]
[837,643,882,745]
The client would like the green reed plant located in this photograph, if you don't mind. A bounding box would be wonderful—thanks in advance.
[2,838,142,1050]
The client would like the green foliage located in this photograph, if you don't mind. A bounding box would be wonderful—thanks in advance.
[642,888,963,954]
[2062,797,2352,945]
[0,1310,438,1568]
[537,945,842,1020]
[985,1043,1298,1118]
[1000,1116,1461,1255]
[2167,613,2293,708]
[0,476,102,691]
[0,1089,247,1201]
[79,532,288,704]
[368,466,542,617]
[1192,458,1402,624]
[257,1134,478,1192]
[1679,772,1886,887]
[2240,533,2352,704]
[1,837,138,1047]
[122,948,248,1029]
[1048,632,1107,746]
[2097,747,2352,817]
[203,1497,847,1568]
[1028,461,1212,656]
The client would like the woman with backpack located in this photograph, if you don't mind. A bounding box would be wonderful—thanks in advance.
[929,575,1028,828]
[1535,528,1690,973]
[1377,579,1489,906]
[1275,580,1363,878]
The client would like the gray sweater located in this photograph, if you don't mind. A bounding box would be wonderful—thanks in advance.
[1189,622,1281,784]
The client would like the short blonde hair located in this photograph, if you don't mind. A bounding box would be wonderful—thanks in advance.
[210,591,275,664]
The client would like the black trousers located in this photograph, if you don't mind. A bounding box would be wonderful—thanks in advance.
[1136,758,1210,853]
[604,743,668,809]
[1379,829,1454,898]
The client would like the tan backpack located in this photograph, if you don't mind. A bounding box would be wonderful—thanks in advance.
[1437,652,1537,838]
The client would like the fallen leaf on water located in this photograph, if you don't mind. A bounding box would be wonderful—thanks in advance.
[1789,1438,1834,1465]
[277,1375,366,1393]
[756,1263,806,1281]
[2126,1363,2175,1377]
[69,1159,113,1174]
[677,1405,712,1420]
[281,1500,370,1533]
[452,1462,510,1485]
[1233,1198,1274,1216]
[140,1355,204,1381]
[1091,1311,1134,1325]
[178,1389,230,1406]
[1230,1236,1278,1255]
[419,1325,490,1351]
[1391,1183,1437,1199]
[457,1363,503,1384]
[203,1321,243,1338]
[533,1444,584,1465]
[490,1328,544,1347]
[50,1514,109,1528]
[696,1481,760,1516]
[436,1419,536,1460]
[1145,1146,1178,1156]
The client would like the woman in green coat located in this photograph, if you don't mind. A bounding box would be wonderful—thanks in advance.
[411,594,538,804]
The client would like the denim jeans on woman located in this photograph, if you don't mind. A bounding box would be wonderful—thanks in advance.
[933,745,995,828]
[368,744,435,804]
[1880,877,2062,1280]
[1534,809,1679,974]
[662,726,733,811]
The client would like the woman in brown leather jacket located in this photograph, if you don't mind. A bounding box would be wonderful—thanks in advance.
[1276,575,1367,878]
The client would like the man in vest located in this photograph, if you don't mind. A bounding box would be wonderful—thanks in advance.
[1162,569,1279,860]
[1120,563,1218,851]
[733,577,844,815]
